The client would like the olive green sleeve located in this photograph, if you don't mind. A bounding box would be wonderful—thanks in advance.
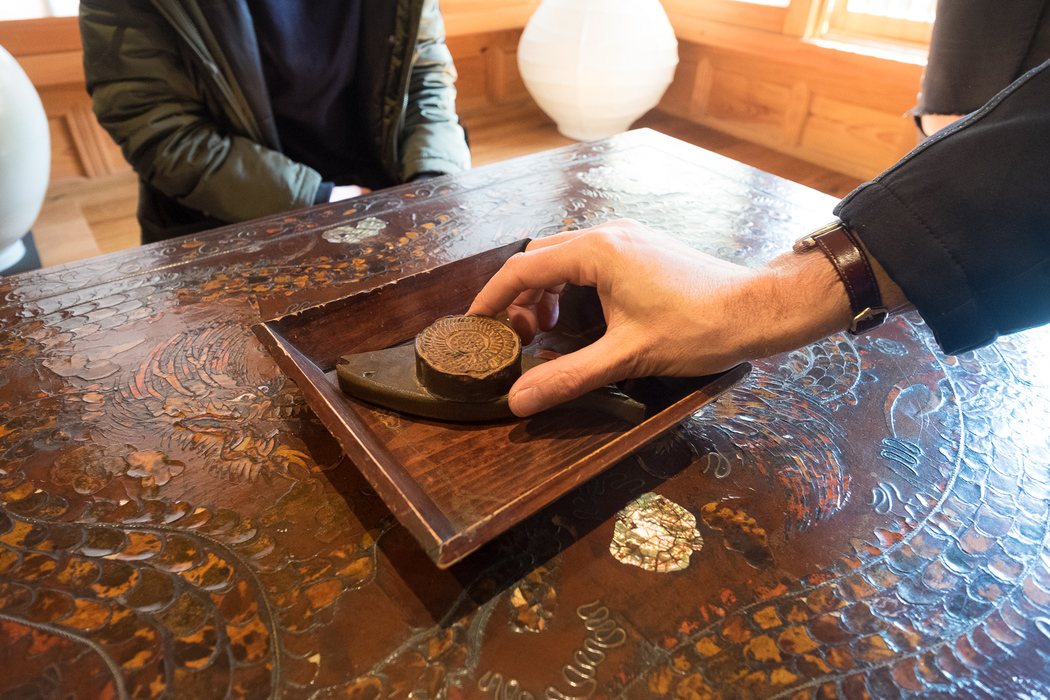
[399,0,472,181]
[79,0,322,223]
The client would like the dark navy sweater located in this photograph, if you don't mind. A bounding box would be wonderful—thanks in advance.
[246,0,393,203]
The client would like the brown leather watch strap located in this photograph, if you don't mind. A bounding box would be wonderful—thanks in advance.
[793,221,888,334]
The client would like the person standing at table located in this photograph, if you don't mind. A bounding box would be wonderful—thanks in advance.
[79,0,471,243]
[470,58,1050,417]
[915,0,1050,136]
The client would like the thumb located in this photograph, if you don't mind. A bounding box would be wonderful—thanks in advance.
[509,335,634,416]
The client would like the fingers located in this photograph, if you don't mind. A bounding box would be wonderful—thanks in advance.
[534,288,560,330]
[469,246,594,320]
[469,224,640,319]
[467,230,594,318]
[508,334,634,416]
[494,287,562,343]
[329,185,366,202]
[523,229,588,251]
[507,303,540,344]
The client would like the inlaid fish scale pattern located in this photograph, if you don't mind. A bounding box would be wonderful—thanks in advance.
[1,132,1047,699]
[0,484,389,697]
[0,227,414,697]
[619,321,1050,700]
[682,337,863,536]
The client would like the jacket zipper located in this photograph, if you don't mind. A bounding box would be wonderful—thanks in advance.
[388,0,423,174]
[393,93,408,167]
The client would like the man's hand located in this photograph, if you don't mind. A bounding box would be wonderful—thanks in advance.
[468,219,860,417]
[329,185,370,202]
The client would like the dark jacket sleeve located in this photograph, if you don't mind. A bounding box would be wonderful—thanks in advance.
[79,0,322,224]
[918,0,1050,115]
[835,59,1050,355]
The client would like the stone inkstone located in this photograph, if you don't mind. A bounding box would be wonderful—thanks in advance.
[337,313,643,423]
[415,315,522,402]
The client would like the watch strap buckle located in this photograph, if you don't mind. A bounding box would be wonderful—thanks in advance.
[850,306,889,334]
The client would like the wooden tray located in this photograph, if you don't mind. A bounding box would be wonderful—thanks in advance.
[253,241,749,567]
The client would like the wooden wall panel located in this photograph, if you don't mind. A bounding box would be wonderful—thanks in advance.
[441,0,540,36]
[38,84,130,180]
[4,17,129,183]
[0,16,80,55]
[660,48,702,116]
[14,50,84,87]
[781,81,812,146]
[447,29,529,110]
[706,71,792,133]
[659,36,923,180]
[48,116,86,181]
[448,33,490,105]
[676,44,919,116]
[800,95,915,173]
[660,0,788,34]
[453,54,489,105]
[665,12,924,93]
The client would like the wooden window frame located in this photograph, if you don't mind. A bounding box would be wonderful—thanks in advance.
[815,0,933,52]
[665,0,931,58]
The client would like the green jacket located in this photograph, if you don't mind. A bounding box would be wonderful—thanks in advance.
[80,0,471,242]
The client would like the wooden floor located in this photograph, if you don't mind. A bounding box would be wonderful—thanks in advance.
[28,98,863,270]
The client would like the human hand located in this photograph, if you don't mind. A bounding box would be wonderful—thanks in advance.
[329,185,370,202]
[468,219,855,416]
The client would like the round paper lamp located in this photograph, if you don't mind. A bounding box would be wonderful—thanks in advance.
[517,0,679,141]
[0,45,50,272]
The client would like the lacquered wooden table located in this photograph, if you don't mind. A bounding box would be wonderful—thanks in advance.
[2,130,1048,700]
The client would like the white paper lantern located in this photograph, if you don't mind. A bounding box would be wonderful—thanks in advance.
[0,44,50,271]
[517,0,679,141]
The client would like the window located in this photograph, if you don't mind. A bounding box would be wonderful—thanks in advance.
[706,0,934,58]
[729,0,791,6]
[816,0,935,51]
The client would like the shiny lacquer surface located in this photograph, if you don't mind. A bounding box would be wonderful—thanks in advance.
[1,130,1048,699]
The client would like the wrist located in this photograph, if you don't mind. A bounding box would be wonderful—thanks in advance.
[735,247,855,361]
[409,170,445,182]
[797,221,888,334]
[314,181,334,205]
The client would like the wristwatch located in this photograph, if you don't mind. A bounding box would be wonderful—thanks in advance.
[793,220,888,335]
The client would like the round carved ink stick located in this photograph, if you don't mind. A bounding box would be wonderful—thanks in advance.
[415,315,522,402]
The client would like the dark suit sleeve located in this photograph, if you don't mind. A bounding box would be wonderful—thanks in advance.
[835,59,1050,355]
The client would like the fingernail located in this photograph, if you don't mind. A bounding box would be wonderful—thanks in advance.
[509,386,542,416]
